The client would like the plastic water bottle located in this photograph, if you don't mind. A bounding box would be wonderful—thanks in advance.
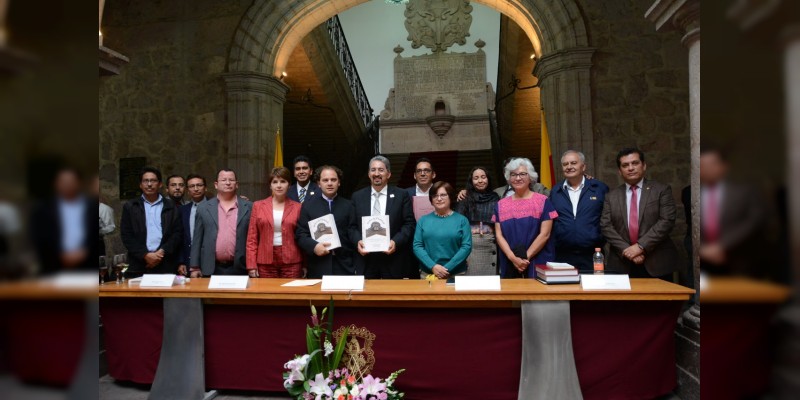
[593,248,604,274]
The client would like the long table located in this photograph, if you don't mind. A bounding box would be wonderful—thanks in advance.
[100,278,693,400]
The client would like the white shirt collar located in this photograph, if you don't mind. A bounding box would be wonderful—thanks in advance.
[563,177,585,191]
[625,178,645,191]
[371,186,388,196]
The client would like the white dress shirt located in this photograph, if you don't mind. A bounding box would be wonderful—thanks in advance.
[563,177,585,216]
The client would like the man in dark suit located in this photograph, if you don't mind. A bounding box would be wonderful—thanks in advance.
[190,169,252,277]
[296,165,360,278]
[352,156,416,279]
[30,167,100,275]
[600,148,680,279]
[405,158,436,197]
[287,155,320,204]
[177,173,208,276]
[120,166,183,278]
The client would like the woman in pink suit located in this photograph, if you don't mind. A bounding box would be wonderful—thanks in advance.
[246,167,304,278]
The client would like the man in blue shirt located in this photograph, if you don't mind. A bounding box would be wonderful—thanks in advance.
[549,150,609,271]
[120,166,183,278]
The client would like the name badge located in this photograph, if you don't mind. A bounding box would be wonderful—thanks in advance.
[580,274,631,290]
[208,275,250,289]
[454,275,501,291]
[140,274,176,287]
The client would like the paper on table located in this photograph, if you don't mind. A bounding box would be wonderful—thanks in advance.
[580,274,631,290]
[546,262,576,270]
[281,279,323,287]
[308,213,341,250]
[412,196,434,221]
[361,215,390,252]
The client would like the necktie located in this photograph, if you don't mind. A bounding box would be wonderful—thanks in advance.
[326,198,333,212]
[189,203,197,240]
[629,185,639,244]
[704,185,719,243]
[299,187,306,203]
[372,192,382,216]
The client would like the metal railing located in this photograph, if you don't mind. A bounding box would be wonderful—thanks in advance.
[326,16,374,129]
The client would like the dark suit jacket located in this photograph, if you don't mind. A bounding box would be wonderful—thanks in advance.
[30,196,100,275]
[701,181,767,277]
[295,194,359,278]
[178,200,207,266]
[402,184,417,198]
[120,196,183,277]
[287,182,321,203]
[600,179,680,277]
[190,197,252,276]
[351,186,417,279]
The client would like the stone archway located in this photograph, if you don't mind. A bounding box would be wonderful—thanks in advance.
[224,0,595,197]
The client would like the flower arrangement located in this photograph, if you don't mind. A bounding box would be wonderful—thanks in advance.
[283,299,405,400]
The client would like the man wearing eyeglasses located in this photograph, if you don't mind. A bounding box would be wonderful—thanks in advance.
[120,166,184,278]
[177,174,208,276]
[189,169,252,277]
[405,157,437,197]
[353,156,416,279]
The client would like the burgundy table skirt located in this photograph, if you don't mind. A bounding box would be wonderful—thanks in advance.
[0,300,87,386]
[100,299,681,400]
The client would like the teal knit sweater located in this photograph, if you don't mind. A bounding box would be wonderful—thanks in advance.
[412,211,472,274]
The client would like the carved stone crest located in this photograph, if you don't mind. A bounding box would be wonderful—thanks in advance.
[333,324,376,380]
[404,0,473,53]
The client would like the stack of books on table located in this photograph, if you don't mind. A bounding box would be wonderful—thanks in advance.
[535,262,580,284]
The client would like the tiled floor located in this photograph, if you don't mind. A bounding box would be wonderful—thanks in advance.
[99,374,290,399]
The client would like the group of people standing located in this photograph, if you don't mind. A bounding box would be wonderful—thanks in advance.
[120,146,681,282]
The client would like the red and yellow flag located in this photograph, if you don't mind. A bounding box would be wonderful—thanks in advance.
[540,110,555,189]
[274,125,284,168]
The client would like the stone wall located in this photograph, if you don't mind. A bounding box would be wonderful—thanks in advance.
[99,0,252,253]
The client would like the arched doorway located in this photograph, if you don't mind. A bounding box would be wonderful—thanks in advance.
[224,0,595,198]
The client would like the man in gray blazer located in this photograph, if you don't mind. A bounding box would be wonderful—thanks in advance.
[600,148,680,279]
[189,169,252,277]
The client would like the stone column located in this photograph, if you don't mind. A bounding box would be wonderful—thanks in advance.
[222,72,289,200]
[532,47,596,173]
[99,0,105,46]
[646,0,700,323]
[0,0,8,47]
[786,26,800,295]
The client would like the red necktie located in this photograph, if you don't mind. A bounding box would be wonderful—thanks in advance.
[704,185,719,243]
[629,185,639,244]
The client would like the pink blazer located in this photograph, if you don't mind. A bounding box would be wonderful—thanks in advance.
[246,197,303,269]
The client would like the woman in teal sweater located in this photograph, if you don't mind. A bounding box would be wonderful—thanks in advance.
[413,181,472,279]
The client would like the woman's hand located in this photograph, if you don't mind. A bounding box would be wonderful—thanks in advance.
[247,269,258,278]
[511,257,530,272]
[432,264,450,279]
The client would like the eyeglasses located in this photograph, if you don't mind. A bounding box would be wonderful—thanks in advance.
[187,184,205,189]
[432,194,449,199]
[141,179,159,184]
[415,168,432,174]
[509,172,529,179]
